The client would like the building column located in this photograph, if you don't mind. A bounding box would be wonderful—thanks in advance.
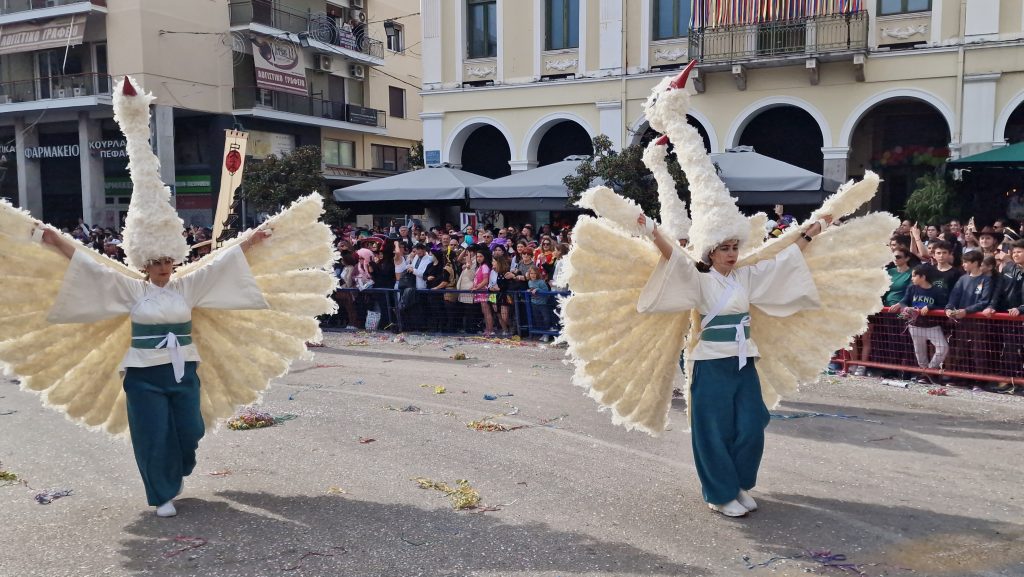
[153,104,175,194]
[960,73,1002,157]
[421,111,445,165]
[78,112,105,228]
[598,0,623,75]
[597,100,623,151]
[14,117,41,217]
[508,160,537,172]
[821,146,849,193]
[422,0,443,89]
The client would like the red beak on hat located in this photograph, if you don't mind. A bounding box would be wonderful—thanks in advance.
[654,60,697,146]
[122,77,137,96]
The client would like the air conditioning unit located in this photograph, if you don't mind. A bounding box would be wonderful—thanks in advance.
[350,0,365,9]
[316,54,333,71]
[350,8,365,22]
[56,88,67,98]
[0,95,10,104]
[349,64,365,79]
[72,87,84,97]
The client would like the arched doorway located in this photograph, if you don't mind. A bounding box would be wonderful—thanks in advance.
[460,125,512,179]
[636,116,712,153]
[847,99,950,215]
[1004,102,1024,144]
[536,120,594,166]
[738,106,824,174]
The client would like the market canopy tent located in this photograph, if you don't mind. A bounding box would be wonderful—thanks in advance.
[947,142,1024,168]
[710,147,824,205]
[468,158,594,211]
[333,166,491,203]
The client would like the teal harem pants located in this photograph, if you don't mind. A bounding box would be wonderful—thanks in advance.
[689,356,771,505]
[122,362,205,506]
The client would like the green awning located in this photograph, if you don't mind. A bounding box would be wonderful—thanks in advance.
[948,142,1024,167]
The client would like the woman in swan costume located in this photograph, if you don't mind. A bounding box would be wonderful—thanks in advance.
[0,77,338,517]
[557,62,897,516]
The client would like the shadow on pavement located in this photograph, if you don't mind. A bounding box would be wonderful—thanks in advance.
[739,492,1024,576]
[765,399,1024,457]
[118,490,709,577]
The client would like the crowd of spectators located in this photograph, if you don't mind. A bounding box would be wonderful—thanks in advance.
[328,221,572,341]
[848,216,1024,393]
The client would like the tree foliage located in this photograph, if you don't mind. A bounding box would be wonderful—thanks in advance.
[408,140,425,169]
[563,135,689,217]
[904,172,954,225]
[240,145,349,226]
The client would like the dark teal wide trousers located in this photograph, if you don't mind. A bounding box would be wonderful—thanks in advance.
[689,357,770,505]
[123,362,204,507]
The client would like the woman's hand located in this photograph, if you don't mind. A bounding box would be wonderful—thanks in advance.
[241,228,272,252]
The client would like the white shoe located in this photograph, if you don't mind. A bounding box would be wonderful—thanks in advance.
[345,325,358,330]
[736,489,758,511]
[156,501,177,517]
[708,499,748,517]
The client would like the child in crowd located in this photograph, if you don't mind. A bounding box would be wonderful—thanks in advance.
[527,265,553,342]
[890,265,948,383]
[944,251,995,379]
[922,240,962,302]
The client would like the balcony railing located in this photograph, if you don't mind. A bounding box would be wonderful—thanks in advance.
[233,86,386,128]
[229,0,384,60]
[0,72,111,104]
[0,0,105,15]
[688,10,868,64]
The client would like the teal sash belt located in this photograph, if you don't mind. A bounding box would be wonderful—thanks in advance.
[700,312,751,342]
[130,321,193,348]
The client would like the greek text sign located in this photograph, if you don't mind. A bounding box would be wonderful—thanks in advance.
[24,140,127,159]
[0,16,85,56]
[252,35,308,96]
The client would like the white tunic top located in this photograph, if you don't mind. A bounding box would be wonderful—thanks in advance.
[637,244,821,361]
[47,245,269,373]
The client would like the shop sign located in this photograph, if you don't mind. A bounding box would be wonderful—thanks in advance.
[346,104,378,127]
[0,16,85,56]
[176,175,213,194]
[24,140,127,160]
[104,175,213,196]
[248,131,295,160]
[252,35,308,96]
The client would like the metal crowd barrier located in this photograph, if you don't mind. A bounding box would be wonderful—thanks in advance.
[326,287,570,338]
[837,307,1024,385]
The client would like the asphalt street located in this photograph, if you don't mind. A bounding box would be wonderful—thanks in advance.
[1,330,1023,577]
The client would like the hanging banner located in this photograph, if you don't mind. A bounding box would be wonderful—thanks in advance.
[211,130,249,245]
[0,16,85,55]
[251,35,308,96]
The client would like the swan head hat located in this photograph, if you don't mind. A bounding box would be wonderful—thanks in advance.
[113,76,190,271]
[642,61,748,262]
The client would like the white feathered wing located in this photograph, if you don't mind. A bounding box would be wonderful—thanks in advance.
[0,200,141,436]
[558,215,689,435]
[733,173,898,408]
[176,193,339,431]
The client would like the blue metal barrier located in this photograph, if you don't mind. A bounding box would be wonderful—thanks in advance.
[328,287,570,337]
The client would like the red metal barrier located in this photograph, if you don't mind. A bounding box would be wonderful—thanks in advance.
[838,307,1024,384]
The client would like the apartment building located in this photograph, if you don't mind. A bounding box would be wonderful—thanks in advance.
[0,0,420,229]
[420,0,1024,217]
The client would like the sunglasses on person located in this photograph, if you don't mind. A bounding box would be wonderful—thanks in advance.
[893,253,906,260]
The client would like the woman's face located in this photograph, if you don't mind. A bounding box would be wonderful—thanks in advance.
[493,246,505,258]
[540,238,553,251]
[145,257,175,284]
[518,243,529,256]
[926,225,939,239]
[709,240,740,269]
[476,252,485,265]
